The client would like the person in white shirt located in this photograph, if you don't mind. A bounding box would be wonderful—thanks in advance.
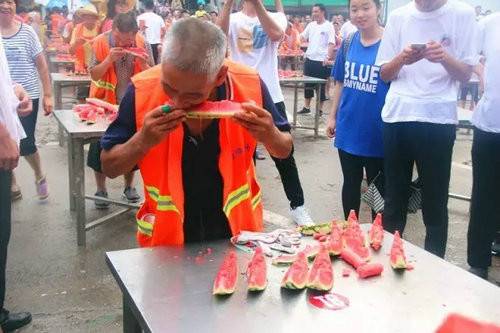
[0,37,33,332]
[467,13,500,280]
[298,3,335,115]
[376,0,479,258]
[339,18,357,40]
[218,0,314,226]
[137,0,165,64]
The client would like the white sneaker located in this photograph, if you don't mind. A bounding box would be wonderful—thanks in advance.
[290,205,314,226]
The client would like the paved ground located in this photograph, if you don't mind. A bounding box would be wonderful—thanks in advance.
[5,86,499,332]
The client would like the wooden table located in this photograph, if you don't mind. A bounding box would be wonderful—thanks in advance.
[106,225,500,333]
[53,110,140,246]
[279,76,327,138]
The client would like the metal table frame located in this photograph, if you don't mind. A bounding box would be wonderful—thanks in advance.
[279,76,327,138]
[53,110,139,246]
[48,55,75,73]
[105,225,500,333]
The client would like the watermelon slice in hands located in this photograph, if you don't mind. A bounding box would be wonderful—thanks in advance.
[368,213,384,251]
[390,231,408,270]
[124,47,149,60]
[281,251,309,290]
[307,246,333,291]
[213,251,238,296]
[184,101,244,119]
[246,247,267,292]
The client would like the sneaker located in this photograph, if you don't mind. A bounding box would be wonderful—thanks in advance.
[297,107,311,115]
[11,185,22,202]
[468,267,488,280]
[290,205,314,226]
[123,186,140,203]
[35,176,49,200]
[255,148,266,161]
[492,240,500,257]
[94,190,110,209]
[0,309,32,332]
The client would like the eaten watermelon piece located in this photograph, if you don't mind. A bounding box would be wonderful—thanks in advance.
[281,251,309,290]
[390,231,408,270]
[368,213,384,251]
[356,263,384,279]
[124,46,149,60]
[307,246,333,291]
[246,247,267,291]
[86,97,119,113]
[340,248,365,269]
[325,222,344,256]
[272,244,319,266]
[184,100,244,119]
[213,251,238,295]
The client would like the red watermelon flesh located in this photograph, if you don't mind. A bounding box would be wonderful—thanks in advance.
[247,247,267,291]
[357,263,384,279]
[368,213,384,251]
[124,47,148,59]
[326,223,344,256]
[86,97,119,113]
[340,248,365,269]
[185,100,244,119]
[307,246,333,291]
[347,209,358,223]
[281,251,309,289]
[390,231,408,270]
[213,251,238,295]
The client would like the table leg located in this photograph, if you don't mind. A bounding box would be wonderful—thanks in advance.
[72,138,87,246]
[314,84,321,138]
[292,83,298,126]
[68,137,76,211]
[123,295,141,333]
[56,83,65,147]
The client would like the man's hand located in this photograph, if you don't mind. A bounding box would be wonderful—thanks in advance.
[326,117,336,138]
[232,102,276,143]
[423,41,447,63]
[108,47,126,62]
[400,46,425,65]
[0,133,19,171]
[13,84,32,117]
[43,94,53,115]
[137,106,186,150]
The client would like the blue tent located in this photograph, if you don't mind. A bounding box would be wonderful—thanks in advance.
[46,0,68,8]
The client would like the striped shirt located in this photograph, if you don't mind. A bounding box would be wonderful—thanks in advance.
[3,23,43,99]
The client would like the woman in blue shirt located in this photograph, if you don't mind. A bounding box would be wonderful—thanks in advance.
[326,0,388,219]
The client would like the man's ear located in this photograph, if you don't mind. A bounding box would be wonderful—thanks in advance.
[214,65,228,87]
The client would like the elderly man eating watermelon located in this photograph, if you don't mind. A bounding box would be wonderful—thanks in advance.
[100,18,293,246]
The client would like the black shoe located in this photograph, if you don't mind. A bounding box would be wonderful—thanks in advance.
[297,107,311,115]
[0,309,32,332]
[492,241,500,256]
[468,267,488,280]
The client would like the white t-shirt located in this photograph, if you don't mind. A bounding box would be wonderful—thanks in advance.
[472,13,500,133]
[228,11,287,104]
[0,38,25,145]
[137,12,165,44]
[301,20,335,62]
[376,0,479,124]
[340,20,357,40]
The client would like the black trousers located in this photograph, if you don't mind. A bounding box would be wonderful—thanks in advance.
[338,149,383,220]
[467,128,500,268]
[383,122,456,258]
[0,171,12,310]
[303,58,329,103]
[271,102,305,209]
[150,43,160,65]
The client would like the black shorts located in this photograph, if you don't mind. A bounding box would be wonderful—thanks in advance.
[19,98,39,156]
[87,141,103,173]
[303,58,330,102]
[460,82,479,102]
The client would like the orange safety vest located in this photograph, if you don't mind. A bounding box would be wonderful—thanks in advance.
[132,60,264,246]
[89,32,146,104]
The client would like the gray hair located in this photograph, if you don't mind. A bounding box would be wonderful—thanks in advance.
[161,18,227,78]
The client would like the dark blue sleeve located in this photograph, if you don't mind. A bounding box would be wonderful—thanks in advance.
[332,40,346,82]
[100,84,137,150]
[260,79,291,132]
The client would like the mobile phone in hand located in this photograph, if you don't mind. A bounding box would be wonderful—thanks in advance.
[411,44,427,51]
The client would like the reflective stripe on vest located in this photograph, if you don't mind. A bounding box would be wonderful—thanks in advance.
[251,190,262,210]
[223,183,250,217]
[91,79,116,91]
[137,218,153,237]
[145,185,180,213]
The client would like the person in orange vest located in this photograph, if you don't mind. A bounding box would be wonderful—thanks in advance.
[100,18,293,246]
[87,12,153,208]
[279,21,301,70]
[69,4,100,101]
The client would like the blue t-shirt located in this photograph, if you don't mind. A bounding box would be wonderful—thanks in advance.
[332,32,389,158]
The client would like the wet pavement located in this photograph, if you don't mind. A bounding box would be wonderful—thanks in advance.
[5,87,499,332]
